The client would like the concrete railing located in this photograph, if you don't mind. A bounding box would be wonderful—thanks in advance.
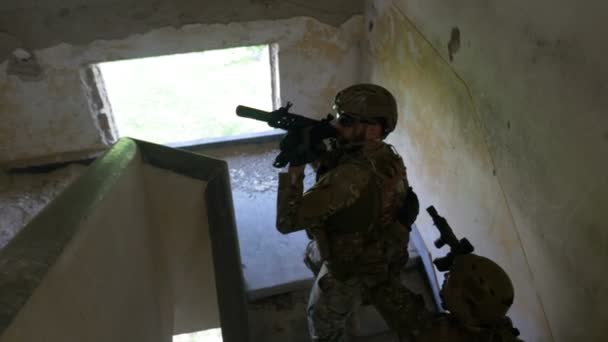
[0,138,248,342]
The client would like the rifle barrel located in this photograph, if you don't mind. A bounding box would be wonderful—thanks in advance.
[236,105,272,122]
[427,206,439,218]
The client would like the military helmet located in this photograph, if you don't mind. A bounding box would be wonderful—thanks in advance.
[440,254,514,327]
[333,84,398,136]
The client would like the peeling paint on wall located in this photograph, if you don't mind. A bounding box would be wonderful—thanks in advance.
[0,16,364,166]
[6,49,44,81]
[0,0,365,64]
[80,65,117,145]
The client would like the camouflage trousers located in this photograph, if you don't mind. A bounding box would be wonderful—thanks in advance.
[307,263,431,342]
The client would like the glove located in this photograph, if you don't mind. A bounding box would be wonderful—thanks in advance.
[274,127,319,167]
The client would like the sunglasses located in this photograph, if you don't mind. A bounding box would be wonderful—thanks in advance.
[336,113,377,127]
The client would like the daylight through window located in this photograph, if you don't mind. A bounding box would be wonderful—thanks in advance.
[97,44,278,145]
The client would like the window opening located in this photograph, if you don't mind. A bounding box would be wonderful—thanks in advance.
[96,44,278,145]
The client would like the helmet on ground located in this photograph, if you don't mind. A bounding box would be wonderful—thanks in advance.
[333,84,398,137]
[440,254,515,327]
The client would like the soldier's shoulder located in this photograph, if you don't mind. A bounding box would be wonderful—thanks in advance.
[331,161,373,184]
[362,141,400,158]
[310,159,371,192]
[363,142,406,176]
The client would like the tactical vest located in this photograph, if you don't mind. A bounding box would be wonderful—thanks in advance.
[321,141,407,280]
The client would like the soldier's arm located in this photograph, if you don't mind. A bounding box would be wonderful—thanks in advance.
[276,163,370,234]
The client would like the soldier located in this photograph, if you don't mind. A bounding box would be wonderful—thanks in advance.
[414,253,524,342]
[276,84,427,341]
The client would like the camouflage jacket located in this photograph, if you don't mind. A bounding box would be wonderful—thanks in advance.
[276,140,409,279]
[416,314,524,342]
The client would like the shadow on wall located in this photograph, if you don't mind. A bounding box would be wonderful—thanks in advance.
[364,2,553,341]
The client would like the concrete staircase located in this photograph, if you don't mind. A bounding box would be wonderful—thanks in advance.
[246,246,438,342]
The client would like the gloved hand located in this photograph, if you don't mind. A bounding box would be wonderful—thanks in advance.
[275,127,319,167]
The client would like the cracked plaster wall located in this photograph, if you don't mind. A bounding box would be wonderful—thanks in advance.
[0,165,86,250]
[364,1,608,342]
[0,0,364,62]
[1,2,364,167]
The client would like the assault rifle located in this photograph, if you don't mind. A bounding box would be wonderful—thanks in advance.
[236,102,337,168]
[426,206,475,271]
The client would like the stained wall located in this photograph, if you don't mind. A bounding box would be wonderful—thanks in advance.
[364,1,608,341]
[1,1,365,167]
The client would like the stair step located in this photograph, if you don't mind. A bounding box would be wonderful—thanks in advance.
[246,253,422,302]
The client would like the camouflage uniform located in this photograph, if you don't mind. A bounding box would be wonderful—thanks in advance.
[413,314,523,342]
[396,254,524,342]
[414,254,524,342]
[276,83,523,341]
[277,140,429,341]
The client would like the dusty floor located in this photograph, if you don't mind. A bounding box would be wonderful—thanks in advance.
[248,288,400,342]
[193,141,321,297]
[247,262,437,342]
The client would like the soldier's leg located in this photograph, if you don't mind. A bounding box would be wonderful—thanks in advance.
[308,264,362,342]
[368,277,432,341]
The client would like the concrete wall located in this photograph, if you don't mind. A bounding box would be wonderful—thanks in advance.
[143,164,220,334]
[364,1,608,341]
[0,152,173,342]
[0,142,229,341]
[0,0,364,60]
[0,1,364,167]
[0,164,86,250]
